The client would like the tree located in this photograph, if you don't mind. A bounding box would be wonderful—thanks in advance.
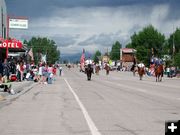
[110,41,122,61]
[93,50,101,63]
[136,46,149,64]
[129,25,165,65]
[174,53,180,67]
[26,37,60,64]
[168,28,180,55]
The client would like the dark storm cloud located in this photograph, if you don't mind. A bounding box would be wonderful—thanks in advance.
[50,34,79,47]
[78,32,128,47]
[5,0,180,55]
[6,0,178,18]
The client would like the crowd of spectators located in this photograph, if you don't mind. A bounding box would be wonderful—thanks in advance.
[0,58,60,93]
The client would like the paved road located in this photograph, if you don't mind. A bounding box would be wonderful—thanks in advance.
[0,67,179,135]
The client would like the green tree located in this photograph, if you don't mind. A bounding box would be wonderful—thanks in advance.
[136,46,150,64]
[93,50,101,63]
[110,41,122,61]
[129,25,165,65]
[26,37,60,64]
[168,28,180,55]
[174,53,180,67]
[125,43,133,48]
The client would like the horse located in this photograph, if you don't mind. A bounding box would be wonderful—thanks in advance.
[104,64,110,75]
[131,64,138,76]
[138,67,145,80]
[155,64,163,82]
[95,65,100,75]
[67,64,71,70]
[85,64,93,81]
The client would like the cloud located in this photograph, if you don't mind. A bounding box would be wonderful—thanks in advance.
[8,2,180,55]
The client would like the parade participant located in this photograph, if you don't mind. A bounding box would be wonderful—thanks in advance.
[104,63,110,75]
[137,62,145,80]
[85,57,93,80]
[138,62,145,68]
[85,57,93,65]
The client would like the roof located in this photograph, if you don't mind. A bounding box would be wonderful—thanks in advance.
[121,48,136,53]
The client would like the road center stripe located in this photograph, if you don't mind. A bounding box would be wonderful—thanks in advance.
[64,78,102,135]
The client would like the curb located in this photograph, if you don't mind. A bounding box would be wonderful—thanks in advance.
[0,82,36,102]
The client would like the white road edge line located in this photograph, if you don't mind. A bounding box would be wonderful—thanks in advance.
[64,78,102,135]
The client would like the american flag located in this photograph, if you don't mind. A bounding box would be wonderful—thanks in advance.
[80,49,85,69]
[28,48,34,61]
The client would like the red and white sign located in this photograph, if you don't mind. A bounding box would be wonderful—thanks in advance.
[0,39,23,49]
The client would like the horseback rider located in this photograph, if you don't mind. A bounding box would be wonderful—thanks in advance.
[85,58,92,66]
[85,57,93,80]
[85,57,93,69]
[137,62,145,69]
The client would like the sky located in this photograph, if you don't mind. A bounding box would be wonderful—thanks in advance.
[5,0,180,55]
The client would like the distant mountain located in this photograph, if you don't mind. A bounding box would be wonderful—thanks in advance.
[61,52,93,63]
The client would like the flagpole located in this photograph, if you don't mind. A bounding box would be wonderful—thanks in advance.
[172,24,175,64]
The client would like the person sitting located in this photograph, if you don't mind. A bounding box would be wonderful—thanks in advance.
[0,74,12,93]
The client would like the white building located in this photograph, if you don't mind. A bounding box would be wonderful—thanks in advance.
[0,0,7,39]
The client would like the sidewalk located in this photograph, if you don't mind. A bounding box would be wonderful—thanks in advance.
[0,81,36,101]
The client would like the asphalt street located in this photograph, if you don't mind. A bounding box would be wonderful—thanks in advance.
[0,67,179,135]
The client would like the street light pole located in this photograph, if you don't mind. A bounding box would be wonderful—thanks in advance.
[6,15,10,59]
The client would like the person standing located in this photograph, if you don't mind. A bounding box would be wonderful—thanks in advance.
[59,66,62,76]
[47,64,53,84]
[16,62,21,81]
[2,59,10,80]
[20,62,24,81]
[166,66,170,77]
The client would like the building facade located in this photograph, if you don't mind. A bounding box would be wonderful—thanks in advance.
[120,48,136,70]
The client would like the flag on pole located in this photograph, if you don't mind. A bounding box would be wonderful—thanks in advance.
[41,54,47,63]
[80,49,85,70]
[28,48,34,61]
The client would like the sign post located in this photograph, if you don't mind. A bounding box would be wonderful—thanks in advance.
[6,16,28,58]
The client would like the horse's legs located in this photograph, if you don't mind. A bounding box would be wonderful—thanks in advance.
[158,75,160,82]
[160,75,162,82]
[89,72,91,80]
[139,75,142,80]
[133,70,135,76]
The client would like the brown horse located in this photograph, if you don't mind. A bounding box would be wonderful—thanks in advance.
[95,65,100,75]
[104,64,110,75]
[138,67,145,80]
[155,64,163,82]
